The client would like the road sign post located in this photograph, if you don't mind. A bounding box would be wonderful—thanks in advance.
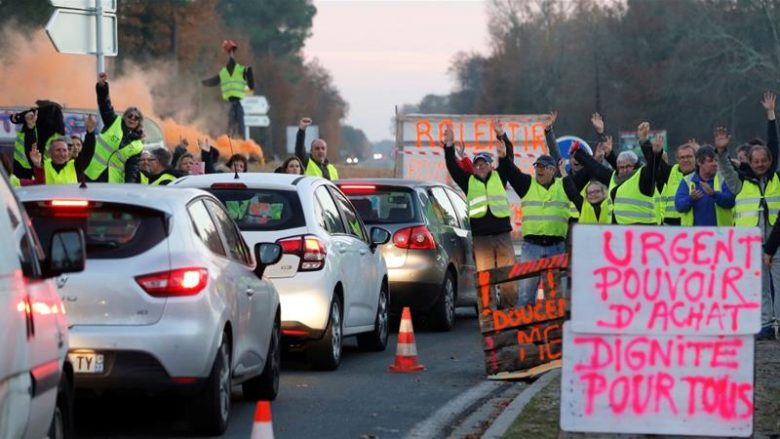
[46,0,118,76]
[242,96,270,140]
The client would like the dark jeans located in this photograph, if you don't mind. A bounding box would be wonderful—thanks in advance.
[228,99,245,139]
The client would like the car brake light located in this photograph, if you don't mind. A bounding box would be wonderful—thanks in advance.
[393,226,436,250]
[276,235,326,271]
[339,184,376,194]
[49,199,90,207]
[210,183,247,189]
[135,267,208,297]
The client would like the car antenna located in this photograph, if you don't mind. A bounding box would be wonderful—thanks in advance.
[79,176,87,189]
[228,136,240,180]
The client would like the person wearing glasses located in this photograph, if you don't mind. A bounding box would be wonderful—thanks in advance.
[145,148,182,186]
[575,180,611,224]
[83,72,144,183]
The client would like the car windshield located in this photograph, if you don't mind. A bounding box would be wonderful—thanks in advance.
[342,187,419,224]
[24,201,168,259]
[207,188,305,231]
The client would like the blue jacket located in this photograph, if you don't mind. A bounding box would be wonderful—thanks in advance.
[674,172,735,226]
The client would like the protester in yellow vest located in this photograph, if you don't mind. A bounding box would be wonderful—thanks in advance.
[295,117,339,181]
[441,125,515,306]
[716,100,780,341]
[29,116,97,185]
[201,40,255,139]
[674,145,735,226]
[84,72,144,183]
[657,142,698,224]
[145,148,182,186]
[575,181,611,224]
[10,100,66,180]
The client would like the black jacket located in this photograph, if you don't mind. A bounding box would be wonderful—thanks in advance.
[295,128,335,180]
[95,82,142,183]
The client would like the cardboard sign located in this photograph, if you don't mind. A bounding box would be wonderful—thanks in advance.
[561,323,754,437]
[571,225,762,335]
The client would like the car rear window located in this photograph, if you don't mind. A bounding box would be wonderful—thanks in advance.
[206,189,305,231]
[341,187,420,224]
[24,201,167,259]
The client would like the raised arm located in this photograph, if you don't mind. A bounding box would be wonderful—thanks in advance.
[543,111,560,163]
[442,126,470,193]
[295,117,311,167]
[96,72,117,129]
[714,126,742,194]
[74,115,97,174]
[495,122,532,197]
[762,92,778,171]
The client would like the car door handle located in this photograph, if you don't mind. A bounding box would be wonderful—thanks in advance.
[245,288,255,297]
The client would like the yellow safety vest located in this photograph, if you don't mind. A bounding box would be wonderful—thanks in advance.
[521,177,570,238]
[219,64,247,100]
[305,159,339,181]
[150,172,177,186]
[734,173,780,227]
[83,117,144,183]
[612,167,659,225]
[139,172,149,184]
[43,160,78,185]
[9,174,20,188]
[659,164,688,222]
[14,130,57,170]
[679,174,734,226]
[467,172,511,219]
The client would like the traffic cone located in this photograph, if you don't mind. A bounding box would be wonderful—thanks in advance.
[389,307,425,372]
[250,401,274,439]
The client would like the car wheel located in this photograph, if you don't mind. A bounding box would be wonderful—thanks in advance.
[357,283,389,351]
[190,333,231,435]
[307,295,342,370]
[242,312,281,401]
[430,271,456,331]
[48,371,73,439]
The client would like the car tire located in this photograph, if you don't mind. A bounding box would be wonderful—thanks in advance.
[430,271,456,331]
[190,333,231,435]
[307,295,342,371]
[48,370,74,439]
[242,312,281,401]
[357,283,389,351]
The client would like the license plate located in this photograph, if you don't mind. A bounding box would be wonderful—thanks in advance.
[68,352,104,374]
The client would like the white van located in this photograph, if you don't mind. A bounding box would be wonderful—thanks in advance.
[0,167,85,439]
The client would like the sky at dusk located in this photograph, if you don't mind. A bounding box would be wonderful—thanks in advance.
[305,0,491,142]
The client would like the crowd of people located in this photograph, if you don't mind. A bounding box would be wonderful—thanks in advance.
[444,92,779,340]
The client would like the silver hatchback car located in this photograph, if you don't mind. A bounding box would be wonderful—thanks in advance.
[17,184,283,436]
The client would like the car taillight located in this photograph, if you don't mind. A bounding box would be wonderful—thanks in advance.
[44,199,91,217]
[276,235,326,271]
[339,184,376,194]
[135,267,208,297]
[393,226,436,250]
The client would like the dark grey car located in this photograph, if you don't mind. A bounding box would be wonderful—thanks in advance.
[338,179,477,331]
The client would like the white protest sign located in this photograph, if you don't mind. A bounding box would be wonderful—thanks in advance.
[560,322,754,437]
[571,225,762,335]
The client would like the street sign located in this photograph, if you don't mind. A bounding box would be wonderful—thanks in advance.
[244,115,270,127]
[45,9,117,56]
[556,135,592,159]
[50,0,117,13]
[242,96,269,115]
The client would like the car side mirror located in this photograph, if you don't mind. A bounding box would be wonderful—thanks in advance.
[254,242,282,278]
[369,227,391,251]
[43,229,86,278]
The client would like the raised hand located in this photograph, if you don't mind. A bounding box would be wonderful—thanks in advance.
[98,72,109,85]
[762,91,776,112]
[714,126,731,152]
[638,122,650,142]
[85,114,97,133]
[299,117,312,130]
[198,138,211,152]
[24,110,37,129]
[602,135,613,155]
[652,134,665,154]
[558,158,568,177]
[687,138,700,150]
[591,112,604,134]
[456,141,465,157]
[442,125,455,147]
[493,119,504,137]
[544,111,558,131]
[30,143,42,168]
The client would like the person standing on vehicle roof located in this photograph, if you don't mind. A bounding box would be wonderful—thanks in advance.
[201,40,255,139]
[83,72,144,183]
[442,125,517,306]
[296,117,339,180]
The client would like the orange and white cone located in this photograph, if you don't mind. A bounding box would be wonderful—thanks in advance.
[250,401,274,439]
[389,307,425,373]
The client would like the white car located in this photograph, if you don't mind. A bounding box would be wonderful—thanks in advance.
[0,170,85,439]
[172,174,392,370]
[17,184,283,435]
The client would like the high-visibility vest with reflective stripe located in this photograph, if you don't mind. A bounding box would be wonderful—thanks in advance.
[83,117,144,183]
[9,174,20,187]
[14,130,57,169]
[679,173,733,226]
[43,159,77,185]
[659,164,688,221]
[305,159,339,181]
[613,168,658,225]
[579,198,611,224]
[734,173,780,227]
[219,64,247,100]
[467,172,511,219]
[139,172,149,184]
[521,177,570,237]
[150,172,177,186]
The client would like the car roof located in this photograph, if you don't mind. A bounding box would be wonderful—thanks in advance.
[337,178,444,189]
[172,173,326,191]
[14,184,209,215]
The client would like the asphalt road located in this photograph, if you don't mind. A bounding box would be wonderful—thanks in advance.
[73,309,487,438]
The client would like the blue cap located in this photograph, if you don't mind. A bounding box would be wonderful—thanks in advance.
[473,152,493,164]
[533,155,557,168]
